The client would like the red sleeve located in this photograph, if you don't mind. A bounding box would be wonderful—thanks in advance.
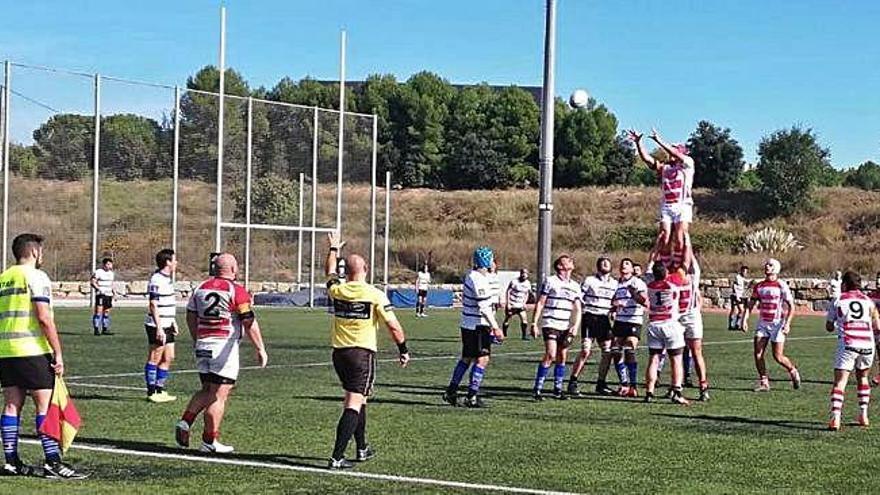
[233,284,252,311]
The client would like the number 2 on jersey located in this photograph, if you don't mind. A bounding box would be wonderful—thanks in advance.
[204,292,222,317]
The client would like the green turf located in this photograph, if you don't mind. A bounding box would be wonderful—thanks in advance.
[1,307,875,494]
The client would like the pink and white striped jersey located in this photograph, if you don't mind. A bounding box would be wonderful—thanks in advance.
[647,279,680,324]
[659,163,694,207]
[827,290,878,350]
[750,279,794,324]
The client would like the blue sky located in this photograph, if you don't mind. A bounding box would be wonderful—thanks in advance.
[2,0,878,167]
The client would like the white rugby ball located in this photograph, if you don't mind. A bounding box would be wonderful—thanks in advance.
[569,89,589,108]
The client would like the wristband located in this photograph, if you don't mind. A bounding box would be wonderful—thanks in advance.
[397,341,409,355]
[329,247,339,252]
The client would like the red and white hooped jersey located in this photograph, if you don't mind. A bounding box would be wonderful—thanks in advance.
[647,279,680,323]
[827,290,878,350]
[659,163,694,206]
[751,279,794,324]
[186,277,253,341]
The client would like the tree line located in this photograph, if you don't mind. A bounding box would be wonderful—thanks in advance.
[6,65,879,216]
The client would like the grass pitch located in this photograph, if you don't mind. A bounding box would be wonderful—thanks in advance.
[2,307,877,494]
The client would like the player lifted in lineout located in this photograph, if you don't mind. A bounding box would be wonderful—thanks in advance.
[324,233,409,469]
[825,271,880,431]
[143,249,179,403]
[443,247,503,408]
[530,255,582,401]
[90,257,115,336]
[502,268,532,341]
[627,127,695,266]
[568,257,617,397]
[175,253,268,454]
[741,258,801,392]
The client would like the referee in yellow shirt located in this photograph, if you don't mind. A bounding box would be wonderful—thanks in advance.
[324,232,409,470]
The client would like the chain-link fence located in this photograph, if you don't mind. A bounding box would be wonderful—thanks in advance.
[0,61,387,297]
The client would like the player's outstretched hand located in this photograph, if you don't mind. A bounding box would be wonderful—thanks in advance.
[256,348,269,368]
[650,127,660,141]
[327,232,346,251]
[626,129,642,142]
[399,353,410,368]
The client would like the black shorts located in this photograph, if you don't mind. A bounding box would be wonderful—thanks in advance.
[417,289,428,298]
[461,327,493,358]
[729,295,746,305]
[505,307,526,317]
[145,325,177,346]
[583,313,613,341]
[0,354,55,390]
[612,321,642,339]
[542,327,573,348]
[95,294,113,309]
[199,372,236,385]
[333,347,376,396]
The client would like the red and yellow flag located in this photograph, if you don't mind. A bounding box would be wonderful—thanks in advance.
[38,376,82,452]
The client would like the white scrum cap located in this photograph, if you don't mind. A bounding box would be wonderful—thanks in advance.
[764,258,781,275]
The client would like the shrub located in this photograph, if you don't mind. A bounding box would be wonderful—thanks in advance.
[741,226,803,254]
[231,174,298,224]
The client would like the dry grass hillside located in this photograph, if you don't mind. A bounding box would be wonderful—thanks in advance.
[3,176,878,282]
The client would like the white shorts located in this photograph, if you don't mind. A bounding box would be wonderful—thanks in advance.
[755,321,786,343]
[195,338,241,381]
[681,313,703,340]
[647,322,685,351]
[834,346,874,371]
[660,203,693,225]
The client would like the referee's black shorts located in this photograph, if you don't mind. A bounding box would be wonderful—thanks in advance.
[95,294,113,309]
[332,347,376,396]
[0,354,55,390]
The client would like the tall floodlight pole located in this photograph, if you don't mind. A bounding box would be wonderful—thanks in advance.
[91,74,101,278]
[1,61,10,269]
[536,0,557,286]
[214,5,227,252]
[335,30,346,237]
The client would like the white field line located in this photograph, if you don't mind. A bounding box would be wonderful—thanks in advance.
[66,335,836,382]
[19,439,581,495]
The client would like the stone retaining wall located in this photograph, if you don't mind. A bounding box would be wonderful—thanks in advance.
[51,279,877,312]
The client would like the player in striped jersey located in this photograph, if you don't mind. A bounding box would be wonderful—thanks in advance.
[143,249,179,403]
[568,257,616,397]
[825,271,880,430]
[502,268,532,340]
[643,263,688,404]
[414,264,431,318]
[442,247,503,408]
[742,258,801,392]
[729,265,749,330]
[669,252,710,401]
[628,127,695,265]
[90,257,115,336]
[609,258,648,396]
[530,255,582,400]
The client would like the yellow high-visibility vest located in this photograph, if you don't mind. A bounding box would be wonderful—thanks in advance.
[0,265,51,358]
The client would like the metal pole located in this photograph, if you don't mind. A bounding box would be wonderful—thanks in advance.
[244,97,253,287]
[369,115,377,284]
[536,0,557,286]
[335,30,346,236]
[214,5,226,252]
[309,107,319,307]
[297,172,304,287]
[1,61,10,270]
[171,86,180,256]
[91,74,101,278]
[383,171,391,288]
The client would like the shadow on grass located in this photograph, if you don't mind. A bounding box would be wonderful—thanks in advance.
[733,376,832,386]
[74,436,327,468]
[289,394,444,408]
[70,393,140,402]
[653,413,826,431]
[384,383,647,404]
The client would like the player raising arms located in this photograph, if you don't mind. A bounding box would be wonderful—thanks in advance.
[608,258,648,397]
[324,233,409,469]
[530,255,582,401]
[742,258,801,392]
[90,257,115,336]
[825,271,880,430]
[143,249,179,403]
[502,268,532,340]
[568,257,616,397]
[442,247,503,408]
[643,263,689,405]
[175,253,267,453]
[628,128,695,265]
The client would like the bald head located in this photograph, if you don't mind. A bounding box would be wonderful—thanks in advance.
[346,254,367,281]
[215,253,238,279]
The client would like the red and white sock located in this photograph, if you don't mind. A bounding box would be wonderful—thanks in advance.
[858,384,871,415]
[830,387,844,419]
